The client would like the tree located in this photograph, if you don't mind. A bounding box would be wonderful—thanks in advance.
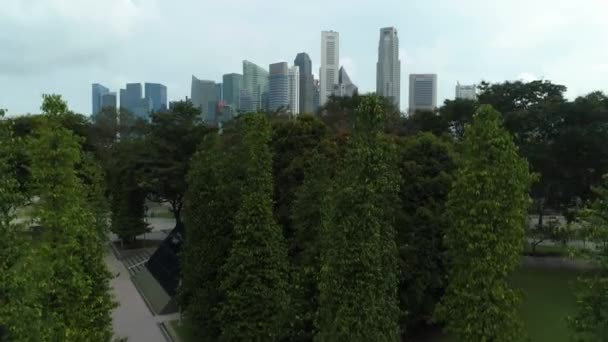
[439,98,478,139]
[219,114,290,341]
[288,137,340,340]
[316,96,401,341]
[395,133,455,332]
[570,175,608,340]
[140,101,210,227]
[1,95,114,341]
[435,105,533,341]
[180,126,244,341]
[401,110,449,137]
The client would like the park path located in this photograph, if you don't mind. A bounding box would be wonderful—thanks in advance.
[105,251,167,342]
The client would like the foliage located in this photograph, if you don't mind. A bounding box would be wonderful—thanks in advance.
[140,101,210,225]
[439,98,478,139]
[219,114,290,341]
[1,95,114,341]
[395,133,455,331]
[402,110,449,137]
[570,175,608,340]
[435,105,533,341]
[316,96,401,341]
[181,127,243,341]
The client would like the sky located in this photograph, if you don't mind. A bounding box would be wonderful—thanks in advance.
[1,0,607,116]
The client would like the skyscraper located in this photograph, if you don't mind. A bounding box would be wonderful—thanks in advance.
[332,66,358,97]
[242,60,269,112]
[408,74,438,114]
[223,73,243,109]
[191,75,218,123]
[144,83,168,112]
[294,53,314,114]
[100,92,117,111]
[92,83,109,116]
[288,66,300,115]
[119,83,153,119]
[376,27,401,109]
[455,82,477,100]
[269,62,289,112]
[320,31,339,107]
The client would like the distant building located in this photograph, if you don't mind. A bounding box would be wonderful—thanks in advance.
[144,83,168,112]
[119,83,154,120]
[313,79,320,112]
[294,52,314,114]
[191,76,218,123]
[376,27,401,110]
[408,74,438,114]
[242,60,269,112]
[288,66,300,115]
[100,92,117,111]
[92,83,109,116]
[269,62,289,112]
[223,73,243,110]
[455,82,477,100]
[320,31,340,106]
[332,66,358,97]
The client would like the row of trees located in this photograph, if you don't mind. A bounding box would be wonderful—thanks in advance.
[179,96,533,340]
[0,97,114,341]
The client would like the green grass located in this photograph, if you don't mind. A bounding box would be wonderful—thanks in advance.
[523,243,570,257]
[148,211,175,219]
[167,319,195,342]
[511,266,581,342]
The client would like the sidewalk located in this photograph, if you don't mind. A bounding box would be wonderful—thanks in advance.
[105,251,167,342]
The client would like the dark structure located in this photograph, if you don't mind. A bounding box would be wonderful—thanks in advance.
[294,52,315,114]
[145,222,184,297]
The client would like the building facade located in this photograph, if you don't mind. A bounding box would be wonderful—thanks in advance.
[269,62,289,112]
[294,52,314,114]
[100,92,117,111]
[376,27,401,110]
[320,31,339,107]
[333,66,358,97]
[222,73,243,110]
[144,83,168,112]
[91,83,109,116]
[242,60,269,112]
[191,75,218,123]
[288,66,300,115]
[408,74,438,114]
[455,82,477,100]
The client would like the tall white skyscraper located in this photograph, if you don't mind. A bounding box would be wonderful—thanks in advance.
[376,27,401,110]
[408,74,438,114]
[455,82,477,100]
[288,66,300,115]
[320,31,339,107]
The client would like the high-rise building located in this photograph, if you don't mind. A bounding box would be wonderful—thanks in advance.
[455,82,477,100]
[223,73,243,109]
[92,83,109,116]
[119,83,153,119]
[144,83,168,112]
[242,60,269,112]
[313,79,320,112]
[288,66,300,115]
[100,92,117,111]
[408,74,438,114]
[376,27,401,109]
[332,66,358,97]
[320,31,340,107]
[294,53,314,114]
[269,62,289,112]
[191,75,218,123]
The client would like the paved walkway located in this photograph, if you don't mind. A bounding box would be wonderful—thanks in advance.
[105,251,167,342]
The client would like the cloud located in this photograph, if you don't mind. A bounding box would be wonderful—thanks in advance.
[0,0,159,75]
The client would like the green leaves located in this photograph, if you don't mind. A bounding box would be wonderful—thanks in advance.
[435,105,533,341]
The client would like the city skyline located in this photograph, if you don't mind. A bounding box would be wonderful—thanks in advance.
[1,0,607,115]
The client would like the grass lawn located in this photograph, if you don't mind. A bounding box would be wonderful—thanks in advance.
[511,265,581,342]
[167,319,195,342]
[523,244,570,257]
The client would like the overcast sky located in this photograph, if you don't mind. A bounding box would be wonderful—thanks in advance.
[1,0,607,115]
